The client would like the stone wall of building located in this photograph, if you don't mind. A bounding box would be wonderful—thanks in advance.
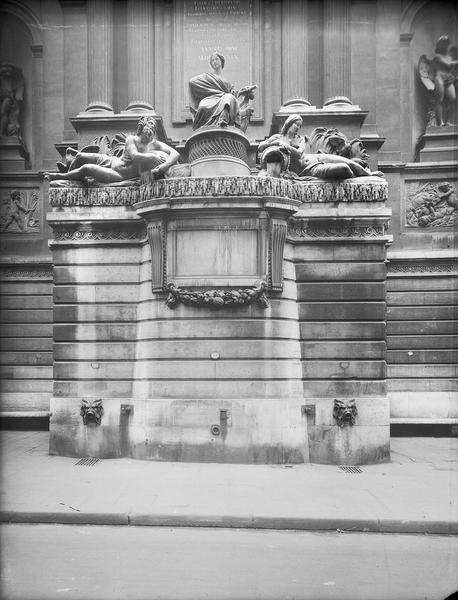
[0,0,457,430]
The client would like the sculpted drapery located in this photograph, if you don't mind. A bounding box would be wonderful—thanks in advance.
[189,72,242,130]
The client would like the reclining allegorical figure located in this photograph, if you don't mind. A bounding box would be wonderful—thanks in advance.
[189,52,257,131]
[258,114,384,180]
[45,116,179,185]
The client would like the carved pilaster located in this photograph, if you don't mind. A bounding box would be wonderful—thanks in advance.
[125,0,156,112]
[85,0,114,113]
[281,0,308,102]
[270,219,287,291]
[147,220,166,291]
[323,0,351,99]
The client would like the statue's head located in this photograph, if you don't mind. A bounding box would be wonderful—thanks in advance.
[281,114,303,136]
[435,35,450,54]
[437,181,453,195]
[209,52,225,70]
[261,146,289,176]
[136,116,157,142]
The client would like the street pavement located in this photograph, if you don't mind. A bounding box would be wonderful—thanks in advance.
[1,431,457,534]
[2,523,457,600]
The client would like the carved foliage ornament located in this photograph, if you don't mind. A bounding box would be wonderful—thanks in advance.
[406,181,458,228]
[333,399,358,428]
[165,281,269,310]
[80,398,104,426]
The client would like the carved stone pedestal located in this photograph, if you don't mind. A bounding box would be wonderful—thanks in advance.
[46,174,391,465]
[418,125,458,162]
[0,137,28,172]
[184,127,251,177]
[46,175,308,464]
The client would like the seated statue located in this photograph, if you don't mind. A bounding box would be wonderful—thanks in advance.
[258,114,383,179]
[418,35,458,126]
[45,117,179,184]
[189,52,256,131]
[258,114,309,174]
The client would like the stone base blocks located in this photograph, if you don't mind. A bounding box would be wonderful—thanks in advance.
[47,175,391,465]
[288,187,392,464]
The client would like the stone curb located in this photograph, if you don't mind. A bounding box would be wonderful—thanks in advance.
[2,511,457,535]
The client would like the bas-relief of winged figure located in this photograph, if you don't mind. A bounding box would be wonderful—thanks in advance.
[418,35,458,127]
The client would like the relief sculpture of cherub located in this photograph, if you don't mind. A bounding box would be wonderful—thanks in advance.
[418,35,458,127]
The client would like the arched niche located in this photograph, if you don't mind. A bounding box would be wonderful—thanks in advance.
[0,1,43,169]
[402,0,458,159]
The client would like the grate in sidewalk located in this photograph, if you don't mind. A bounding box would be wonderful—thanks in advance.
[339,466,363,473]
[74,457,100,466]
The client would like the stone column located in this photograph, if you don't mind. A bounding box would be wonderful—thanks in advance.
[85,0,114,113]
[124,0,155,112]
[323,0,351,100]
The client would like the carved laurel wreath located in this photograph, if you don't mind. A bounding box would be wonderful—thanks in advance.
[165,280,269,310]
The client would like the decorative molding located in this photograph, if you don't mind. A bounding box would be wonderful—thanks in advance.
[141,176,388,204]
[147,220,166,290]
[80,398,104,426]
[0,264,52,280]
[51,223,146,244]
[187,135,249,164]
[0,189,41,234]
[165,280,269,310]
[49,177,387,207]
[270,220,287,290]
[388,261,458,275]
[288,220,386,240]
[333,399,357,428]
[49,185,140,207]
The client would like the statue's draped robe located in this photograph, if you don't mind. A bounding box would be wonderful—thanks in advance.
[189,72,241,130]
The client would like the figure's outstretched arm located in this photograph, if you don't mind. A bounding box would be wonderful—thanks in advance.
[149,141,180,175]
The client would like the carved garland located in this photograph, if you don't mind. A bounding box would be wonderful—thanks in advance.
[165,281,269,310]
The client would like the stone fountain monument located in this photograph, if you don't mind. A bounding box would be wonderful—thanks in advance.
[46,58,391,465]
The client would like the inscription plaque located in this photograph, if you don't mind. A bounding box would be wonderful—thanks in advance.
[173,0,263,123]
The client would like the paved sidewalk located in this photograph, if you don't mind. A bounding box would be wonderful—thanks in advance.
[1,431,457,535]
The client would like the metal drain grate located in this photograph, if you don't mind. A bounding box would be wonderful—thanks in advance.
[339,466,363,473]
[74,457,100,466]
